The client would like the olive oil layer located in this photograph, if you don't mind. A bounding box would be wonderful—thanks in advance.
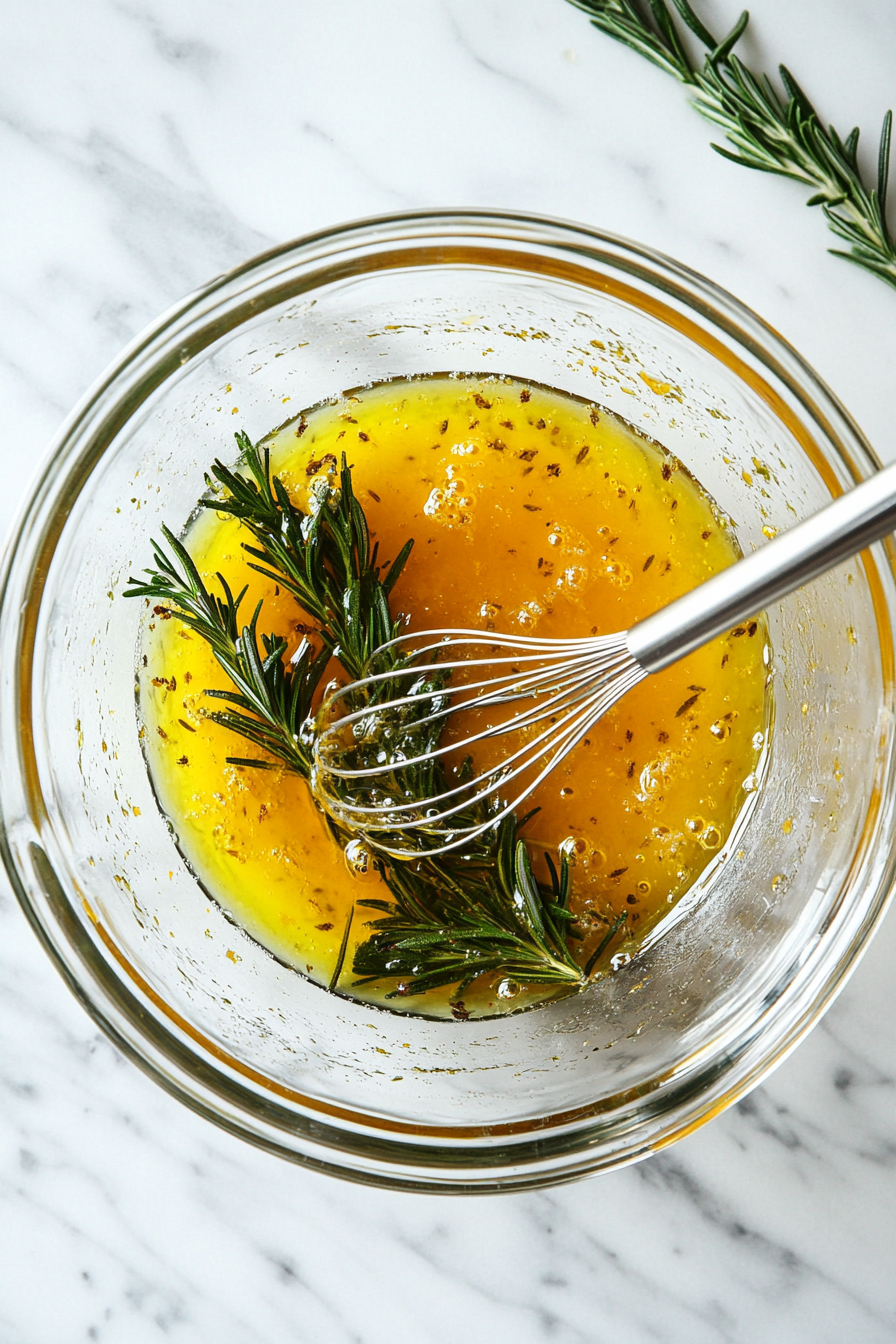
[141,376,766,1015]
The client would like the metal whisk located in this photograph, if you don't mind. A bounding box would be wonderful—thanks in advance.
[313,460,896,857]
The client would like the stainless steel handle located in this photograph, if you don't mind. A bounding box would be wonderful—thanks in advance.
[627,459,896,675]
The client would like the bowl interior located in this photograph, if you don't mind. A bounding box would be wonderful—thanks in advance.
[6,216,895,1186]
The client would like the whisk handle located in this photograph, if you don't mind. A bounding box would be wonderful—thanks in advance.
[627,459,896,675]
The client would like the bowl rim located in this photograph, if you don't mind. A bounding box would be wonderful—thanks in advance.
[2,207,895,1192]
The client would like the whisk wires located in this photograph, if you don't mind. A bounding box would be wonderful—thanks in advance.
[313,628,646,856]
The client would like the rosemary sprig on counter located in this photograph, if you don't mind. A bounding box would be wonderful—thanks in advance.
[125,435,625,1001]
[567,0,896,289]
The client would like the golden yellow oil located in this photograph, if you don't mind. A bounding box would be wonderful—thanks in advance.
[139,374,767,1018]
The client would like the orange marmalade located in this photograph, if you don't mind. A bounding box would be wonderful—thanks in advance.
[140,375,767,1018]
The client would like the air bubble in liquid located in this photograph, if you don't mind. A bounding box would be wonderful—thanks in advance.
[344,838,375,879]
[516,600,544,630]
[557,565,588,592]
[598,554,633,588]
[698,825,721,850]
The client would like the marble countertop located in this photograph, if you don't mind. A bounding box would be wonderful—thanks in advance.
[2,1,895,1339]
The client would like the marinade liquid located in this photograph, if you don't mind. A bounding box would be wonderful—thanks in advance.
[140,375,767,1018]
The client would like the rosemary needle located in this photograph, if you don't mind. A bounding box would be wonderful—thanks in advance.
[567,0,896,290]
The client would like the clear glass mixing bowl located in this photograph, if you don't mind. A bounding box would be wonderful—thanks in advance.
[2,211,894,1191]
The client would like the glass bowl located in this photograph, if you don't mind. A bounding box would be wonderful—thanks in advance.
[2,211,894,1192]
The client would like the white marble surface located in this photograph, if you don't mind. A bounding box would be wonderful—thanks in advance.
[2,1,895,1339]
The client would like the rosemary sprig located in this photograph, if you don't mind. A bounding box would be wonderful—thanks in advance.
[567,0,896,288]
[203,431,413,682]
[354,816,588,998]
[125,435,628,1002]
[124,524,329,774]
